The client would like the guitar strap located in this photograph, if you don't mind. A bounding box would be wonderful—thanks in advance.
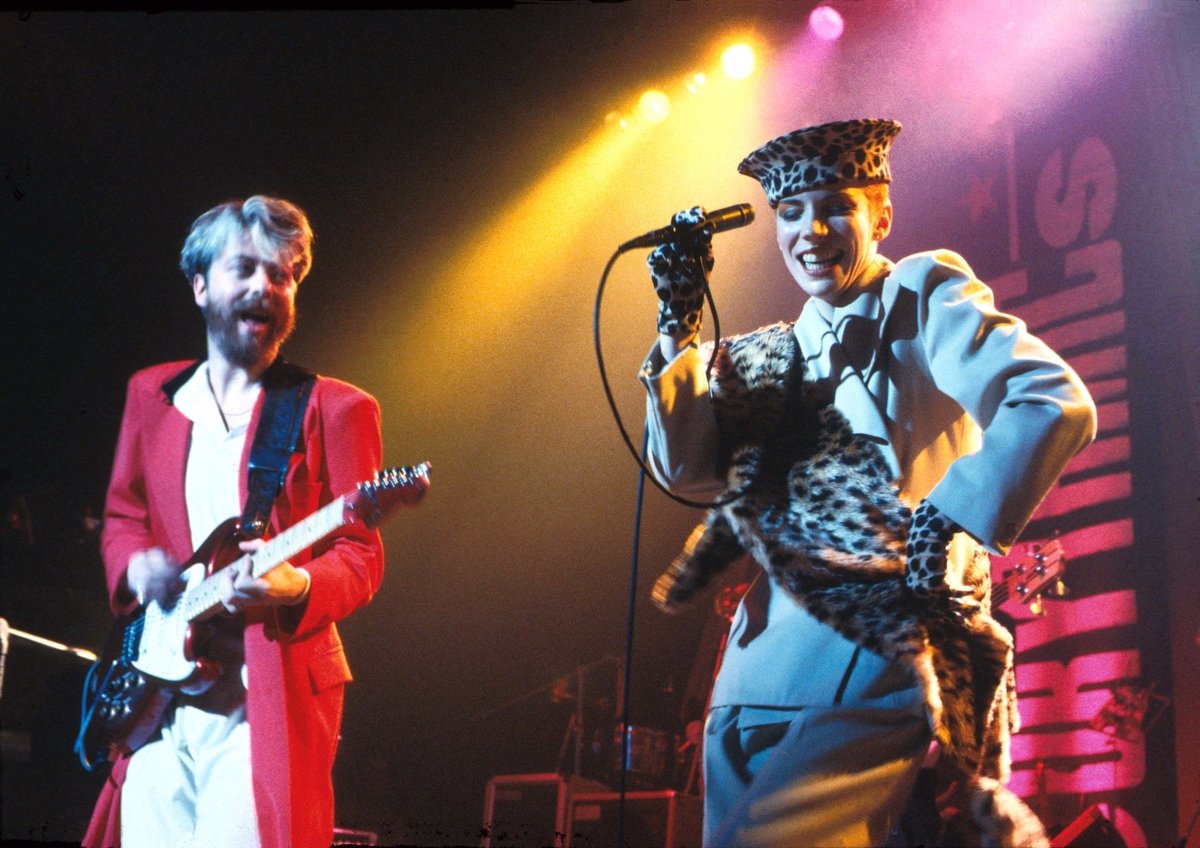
[240,360,316,538]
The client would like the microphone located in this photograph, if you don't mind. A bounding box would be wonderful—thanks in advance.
[619,203,755,251]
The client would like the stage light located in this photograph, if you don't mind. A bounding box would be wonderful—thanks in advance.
[604,110,630,131]
[638,89,671,123]
[720,43,755,80]
[686,72,709,94]
[809,5,845,41]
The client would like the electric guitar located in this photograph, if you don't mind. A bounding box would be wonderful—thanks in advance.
[75,463,430,770]
[992,539,1067,615]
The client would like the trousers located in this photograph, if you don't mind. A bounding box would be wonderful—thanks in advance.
[120,702,260,848]
[703,683,931,847]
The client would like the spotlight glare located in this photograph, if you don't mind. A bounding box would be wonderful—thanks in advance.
[686,71,709,93]
[809,5,845,41]
[720,43,755,80]
[604,110,628,132]
[638,89,671,123]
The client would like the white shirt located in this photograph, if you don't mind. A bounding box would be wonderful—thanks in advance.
[173,362,260,550]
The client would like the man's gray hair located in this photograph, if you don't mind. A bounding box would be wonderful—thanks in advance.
[180,195,314,284]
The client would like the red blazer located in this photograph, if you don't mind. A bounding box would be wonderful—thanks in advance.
[84,360,385,848]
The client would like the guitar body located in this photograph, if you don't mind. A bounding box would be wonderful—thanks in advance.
[75,519,247,770]
[76,463,431,771]
[76,612,175,770]
[133,517,246,687]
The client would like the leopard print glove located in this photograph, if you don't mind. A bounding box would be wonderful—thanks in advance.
[647,206,714,336]
[905,499,967,603]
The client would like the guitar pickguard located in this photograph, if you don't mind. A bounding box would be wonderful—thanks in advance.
[134,563,213,683]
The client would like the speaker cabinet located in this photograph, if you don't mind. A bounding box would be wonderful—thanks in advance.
[566,790,702,848]
[481,773,608,848]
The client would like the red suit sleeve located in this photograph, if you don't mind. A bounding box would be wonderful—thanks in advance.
[280,379,386,638]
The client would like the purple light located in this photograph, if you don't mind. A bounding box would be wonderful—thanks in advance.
[809,5,844,41]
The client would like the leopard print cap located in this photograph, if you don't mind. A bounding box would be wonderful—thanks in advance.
[737,118,901,208]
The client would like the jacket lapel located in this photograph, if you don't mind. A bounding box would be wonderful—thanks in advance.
[148,388,196,562]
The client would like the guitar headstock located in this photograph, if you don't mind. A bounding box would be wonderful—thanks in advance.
[999,538,1067,614]
[345,463,431,528]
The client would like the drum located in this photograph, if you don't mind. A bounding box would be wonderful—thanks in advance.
[612,725,671,788]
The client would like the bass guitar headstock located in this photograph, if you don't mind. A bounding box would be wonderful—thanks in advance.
[996,538,1067,615]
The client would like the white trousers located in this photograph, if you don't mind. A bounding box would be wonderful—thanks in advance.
[121,703,260,848]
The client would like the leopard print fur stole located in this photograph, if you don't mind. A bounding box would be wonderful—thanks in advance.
[652,323,1033,822]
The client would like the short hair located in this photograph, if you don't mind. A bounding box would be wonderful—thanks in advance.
[180,195,314,284]
[863,182,890,222]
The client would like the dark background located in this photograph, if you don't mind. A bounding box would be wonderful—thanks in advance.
[3,4,1198,847]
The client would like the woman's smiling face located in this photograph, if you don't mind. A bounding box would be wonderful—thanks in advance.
[775,184,892,309]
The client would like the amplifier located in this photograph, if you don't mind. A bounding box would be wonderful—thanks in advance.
[567,790,702,848]
[481,773,608,848]
[332,826,378,845]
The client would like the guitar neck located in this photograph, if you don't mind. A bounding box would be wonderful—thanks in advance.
[250,496,348,580]
[182,496,348,622]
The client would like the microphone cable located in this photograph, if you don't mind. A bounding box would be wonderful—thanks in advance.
[592,243,748,512]
[592,238,751,845]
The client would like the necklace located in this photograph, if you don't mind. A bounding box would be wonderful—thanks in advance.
[207,371,254,433]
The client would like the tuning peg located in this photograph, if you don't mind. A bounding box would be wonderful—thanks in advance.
[1051,578,1068,598]
[1029,595,1045,616]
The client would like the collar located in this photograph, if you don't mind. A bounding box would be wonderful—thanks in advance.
[793,256,898,472]
[174,361,259,436]
[795,255,895,381]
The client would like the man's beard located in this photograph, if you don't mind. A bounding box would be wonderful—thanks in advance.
[202,295,296,369]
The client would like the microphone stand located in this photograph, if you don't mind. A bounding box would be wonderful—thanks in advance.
[0,617,98,703]
[469,653,621,782]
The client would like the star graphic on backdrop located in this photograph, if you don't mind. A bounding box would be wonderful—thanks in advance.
[962,172,998,224]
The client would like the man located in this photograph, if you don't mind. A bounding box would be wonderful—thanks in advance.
[83,196,414,848]
[639,119,1096,846]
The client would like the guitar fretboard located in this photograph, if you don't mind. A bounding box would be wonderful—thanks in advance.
[180,496,348,622]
